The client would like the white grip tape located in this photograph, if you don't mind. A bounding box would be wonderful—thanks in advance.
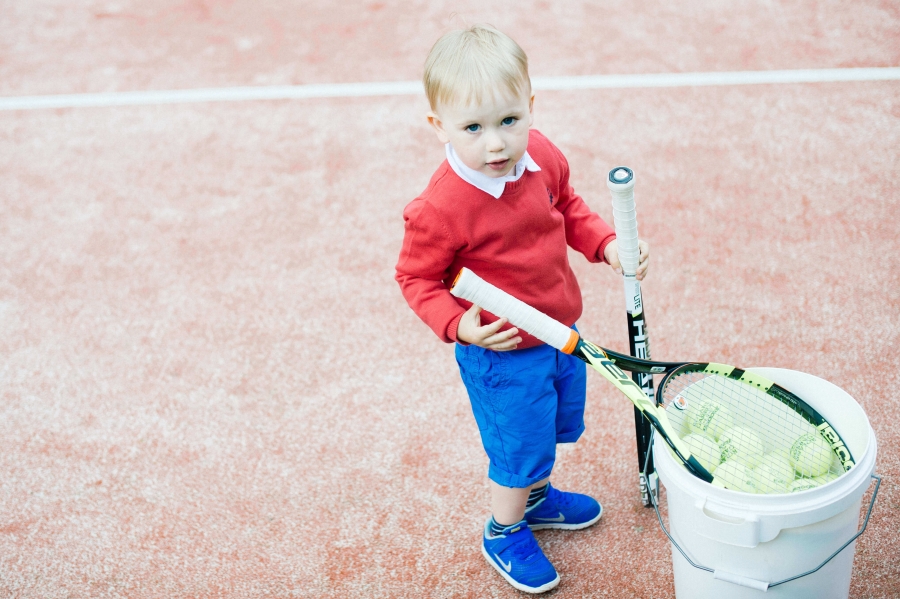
[607,175,640,275]
[449,268,576,352]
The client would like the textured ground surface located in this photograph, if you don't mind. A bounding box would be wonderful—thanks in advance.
[1,2,898,598]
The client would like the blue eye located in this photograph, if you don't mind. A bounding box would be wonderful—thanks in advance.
[502,117,517,126]
[466,124,481,133]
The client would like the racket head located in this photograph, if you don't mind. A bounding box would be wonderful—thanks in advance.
[656,364,855,494]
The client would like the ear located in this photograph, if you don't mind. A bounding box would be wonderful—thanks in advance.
[427,111,450,144]
[527,94,535,127]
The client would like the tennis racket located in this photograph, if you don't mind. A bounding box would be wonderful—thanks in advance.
[450,268,855,493]
[607,166,656,506]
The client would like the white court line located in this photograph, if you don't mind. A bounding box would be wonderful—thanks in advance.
[1,67,898,111]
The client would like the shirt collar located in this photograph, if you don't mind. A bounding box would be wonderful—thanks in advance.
[445,143,541,199]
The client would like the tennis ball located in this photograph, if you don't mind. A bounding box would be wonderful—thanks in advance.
[682,433,722,473]
[789,477,822,493]
[715,460,758,493]
[789,432,834,477]
[753,453,795,494]
[758,452,795,476]
[812,471,841,485]
[719,427,766,469]
[757,452,794,477]
[688,400,734,441]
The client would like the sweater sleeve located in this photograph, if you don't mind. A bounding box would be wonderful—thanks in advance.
[395,198,466,343]
[551,145,616,263]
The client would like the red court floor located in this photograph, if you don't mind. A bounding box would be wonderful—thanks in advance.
[1,2,898,598]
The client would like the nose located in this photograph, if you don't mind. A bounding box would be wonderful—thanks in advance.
[484,128,505,153]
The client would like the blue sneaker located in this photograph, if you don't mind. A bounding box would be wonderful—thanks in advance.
[525,485,603,530]
[481,519,559,594]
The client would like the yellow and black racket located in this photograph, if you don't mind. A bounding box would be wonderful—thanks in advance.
[450,268,855,493]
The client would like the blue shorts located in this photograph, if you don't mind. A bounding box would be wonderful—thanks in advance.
[455,332,587,488]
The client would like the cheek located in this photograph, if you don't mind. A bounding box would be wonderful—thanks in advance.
[459,151,483,169]
[512,131,530,153]
[455,142,482,163]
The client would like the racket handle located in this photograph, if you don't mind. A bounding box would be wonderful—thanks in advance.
[450,268,579,353]
[607,167,640,276]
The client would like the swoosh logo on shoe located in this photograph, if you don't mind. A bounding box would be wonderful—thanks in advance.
[494,553,512,573]
[533,512,565,522]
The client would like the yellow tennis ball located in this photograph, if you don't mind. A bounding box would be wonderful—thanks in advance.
[753,464,790,494]
[688,400,734,441]
[719,427,766,469]
[812,471,841,485]
[682,433,722,473]
[715,460,758,493]
[758,452,795,476]
[789,432,834,477]
[789,477,822,493]
[753,453,795,494]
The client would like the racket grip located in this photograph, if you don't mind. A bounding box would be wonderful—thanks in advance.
[449,268,579,353]
[607,167,640,275]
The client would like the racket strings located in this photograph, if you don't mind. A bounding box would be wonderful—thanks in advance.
[660,372,842,494]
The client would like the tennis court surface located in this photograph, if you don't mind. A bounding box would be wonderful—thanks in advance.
[1,2,898,597]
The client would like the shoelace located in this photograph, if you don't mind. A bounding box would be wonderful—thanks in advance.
[545,487,577,509]
[556,491,577,509]
[508,530,541,561]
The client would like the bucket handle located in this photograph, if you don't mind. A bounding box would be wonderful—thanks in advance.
[646,433,882,591]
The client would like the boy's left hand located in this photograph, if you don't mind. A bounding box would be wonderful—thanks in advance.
[604,239,650,281]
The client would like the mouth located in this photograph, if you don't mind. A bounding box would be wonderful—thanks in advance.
[486,159,509,172]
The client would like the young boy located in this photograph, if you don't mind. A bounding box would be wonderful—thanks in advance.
[395,25,649,594]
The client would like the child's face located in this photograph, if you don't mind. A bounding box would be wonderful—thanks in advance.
[428,88,534,179]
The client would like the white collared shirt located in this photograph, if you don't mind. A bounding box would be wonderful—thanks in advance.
[445,143,541,199]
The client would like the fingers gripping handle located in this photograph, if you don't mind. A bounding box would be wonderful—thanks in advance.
[607,167,640,276]
[449,268,580,353]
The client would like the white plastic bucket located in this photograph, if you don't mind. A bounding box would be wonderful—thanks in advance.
[653,367,878,598]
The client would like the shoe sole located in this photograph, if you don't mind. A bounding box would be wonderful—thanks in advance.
[480,544,560,594]
[527,505,603,531]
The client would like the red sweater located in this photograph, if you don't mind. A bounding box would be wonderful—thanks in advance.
[395,130,616,348]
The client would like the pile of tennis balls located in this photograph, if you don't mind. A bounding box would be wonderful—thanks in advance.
[677,399,840,493]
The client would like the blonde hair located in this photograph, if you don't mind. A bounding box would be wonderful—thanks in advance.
[423,24,531,110]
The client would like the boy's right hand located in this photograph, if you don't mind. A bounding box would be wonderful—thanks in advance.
[456,304,521,351]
